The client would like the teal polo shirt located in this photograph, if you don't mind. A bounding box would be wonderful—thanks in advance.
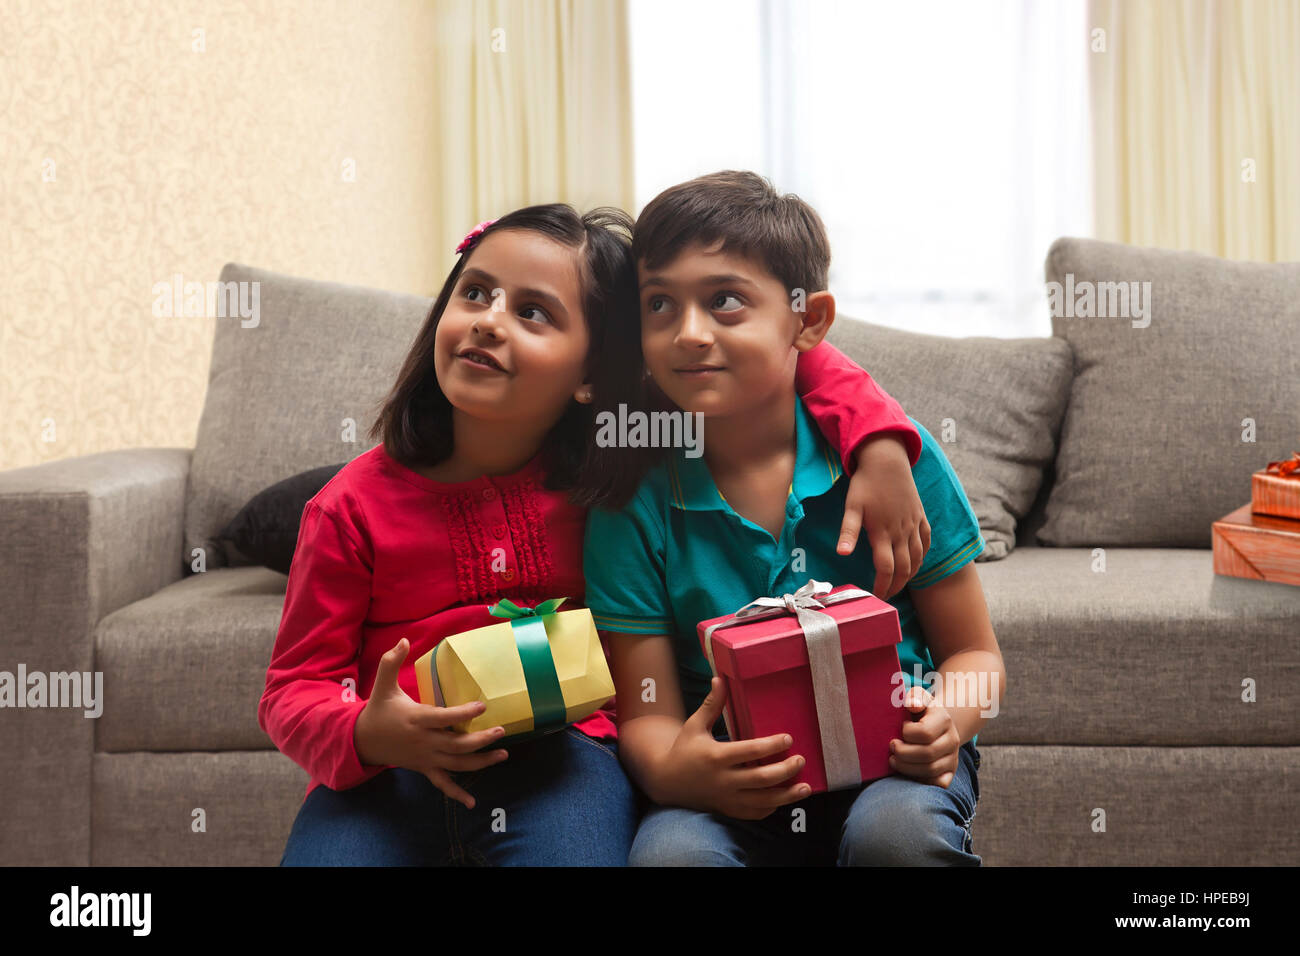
[582,395,986,744]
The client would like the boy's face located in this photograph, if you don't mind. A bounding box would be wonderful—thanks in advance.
[638,240,804,418]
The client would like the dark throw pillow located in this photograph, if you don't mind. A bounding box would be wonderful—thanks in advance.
[217,463,347,575]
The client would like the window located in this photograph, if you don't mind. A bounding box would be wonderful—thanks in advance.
[630,0,1092,337]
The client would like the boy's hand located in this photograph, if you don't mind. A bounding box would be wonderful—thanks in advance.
[839,434,931,599]
[656,677,810,820]
[889,686,960,788]
[353,637,509,809]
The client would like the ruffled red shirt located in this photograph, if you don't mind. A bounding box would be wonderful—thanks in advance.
[257,341,920,797]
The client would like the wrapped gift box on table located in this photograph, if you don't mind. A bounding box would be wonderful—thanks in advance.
[414,597,614,742]
[697,579,906,795]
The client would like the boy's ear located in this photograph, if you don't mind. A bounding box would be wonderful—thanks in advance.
[793,290,835,351]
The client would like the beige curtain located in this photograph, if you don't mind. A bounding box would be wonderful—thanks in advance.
[431,0,635,264]
[1089,0,1300,261]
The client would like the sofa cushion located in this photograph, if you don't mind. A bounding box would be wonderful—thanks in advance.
[94,565,288,752]
[972,546,1300,746]
[826,317,1073,559]
[92,751,306,866]
[184,263,432,571]
[218,462,346,574]
[97,546,1300,752]
[972,744,1300,866]
[1038,237,1300,547]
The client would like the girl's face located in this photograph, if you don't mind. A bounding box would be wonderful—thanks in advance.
[434,228,592,425]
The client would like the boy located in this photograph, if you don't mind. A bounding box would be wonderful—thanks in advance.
[583,171,1006,866]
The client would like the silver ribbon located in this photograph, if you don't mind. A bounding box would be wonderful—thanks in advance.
[702,579,871,790]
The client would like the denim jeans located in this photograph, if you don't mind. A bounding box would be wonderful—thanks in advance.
[629,738,982,866]
[280,726,638,866]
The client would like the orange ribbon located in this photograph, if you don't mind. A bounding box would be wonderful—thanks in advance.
[1265,452,1300,478]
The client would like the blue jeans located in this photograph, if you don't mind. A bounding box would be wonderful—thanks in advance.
[280,726,638,865]
[629,738,982,866]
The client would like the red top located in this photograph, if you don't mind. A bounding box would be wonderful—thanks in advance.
[257,340,919,798]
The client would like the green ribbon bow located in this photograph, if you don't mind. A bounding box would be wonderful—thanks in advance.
[488,597,569,731]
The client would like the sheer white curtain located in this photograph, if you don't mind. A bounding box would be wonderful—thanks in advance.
[630,0,1092,338]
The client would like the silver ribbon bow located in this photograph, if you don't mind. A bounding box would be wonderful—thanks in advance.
[702,579,871,790]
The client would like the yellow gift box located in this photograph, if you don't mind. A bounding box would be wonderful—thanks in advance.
[413,597,614,739]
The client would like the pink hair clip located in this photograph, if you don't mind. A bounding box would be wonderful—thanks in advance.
[456,219,497,255]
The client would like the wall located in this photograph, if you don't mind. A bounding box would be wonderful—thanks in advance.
[0,0,443,469]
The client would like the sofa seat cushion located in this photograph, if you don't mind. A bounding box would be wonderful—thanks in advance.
[971,744,1300,865]
[94,566,288,752]
[972,546,1300,745]
[92,751,307,866]
[94,548,1300,753]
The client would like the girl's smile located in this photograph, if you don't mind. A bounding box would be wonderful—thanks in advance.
[455,347,508,373]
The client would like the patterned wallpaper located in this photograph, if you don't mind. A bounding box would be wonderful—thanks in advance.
[0,0,443,471]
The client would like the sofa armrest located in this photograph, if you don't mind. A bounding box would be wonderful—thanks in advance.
[0,447,191,864]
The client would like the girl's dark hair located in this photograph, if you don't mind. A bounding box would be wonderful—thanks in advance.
[367,203,651,509]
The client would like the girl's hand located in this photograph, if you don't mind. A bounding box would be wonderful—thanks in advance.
[838,435,931,599]
[353,637,509,809]
[889,686,960,788]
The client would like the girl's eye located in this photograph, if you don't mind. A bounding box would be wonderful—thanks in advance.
[712,292,743,312]
[465,285,486,303]
[519,306,552,324]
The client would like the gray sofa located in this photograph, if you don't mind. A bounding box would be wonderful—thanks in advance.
[3,238,1297,866]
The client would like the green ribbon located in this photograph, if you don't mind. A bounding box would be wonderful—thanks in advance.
[488,597,568,731]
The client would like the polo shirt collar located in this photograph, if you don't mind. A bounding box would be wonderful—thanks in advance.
[667,394,844,511]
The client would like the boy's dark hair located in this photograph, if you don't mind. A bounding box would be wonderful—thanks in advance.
[367,203,648,510]
[577,170,836,513]
[632,169,831,295]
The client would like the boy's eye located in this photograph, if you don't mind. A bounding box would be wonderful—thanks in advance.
[647,295,670,314]
[711,292,743,312]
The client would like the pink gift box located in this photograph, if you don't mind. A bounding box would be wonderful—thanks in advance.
[696,582,906,794]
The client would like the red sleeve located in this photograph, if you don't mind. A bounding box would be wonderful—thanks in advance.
[794,339,921,471]
[257,500,384,792]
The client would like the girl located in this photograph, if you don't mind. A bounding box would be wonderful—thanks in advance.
[258,203,927,866]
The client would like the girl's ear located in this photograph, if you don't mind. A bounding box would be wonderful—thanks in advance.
[574,383,594,404]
